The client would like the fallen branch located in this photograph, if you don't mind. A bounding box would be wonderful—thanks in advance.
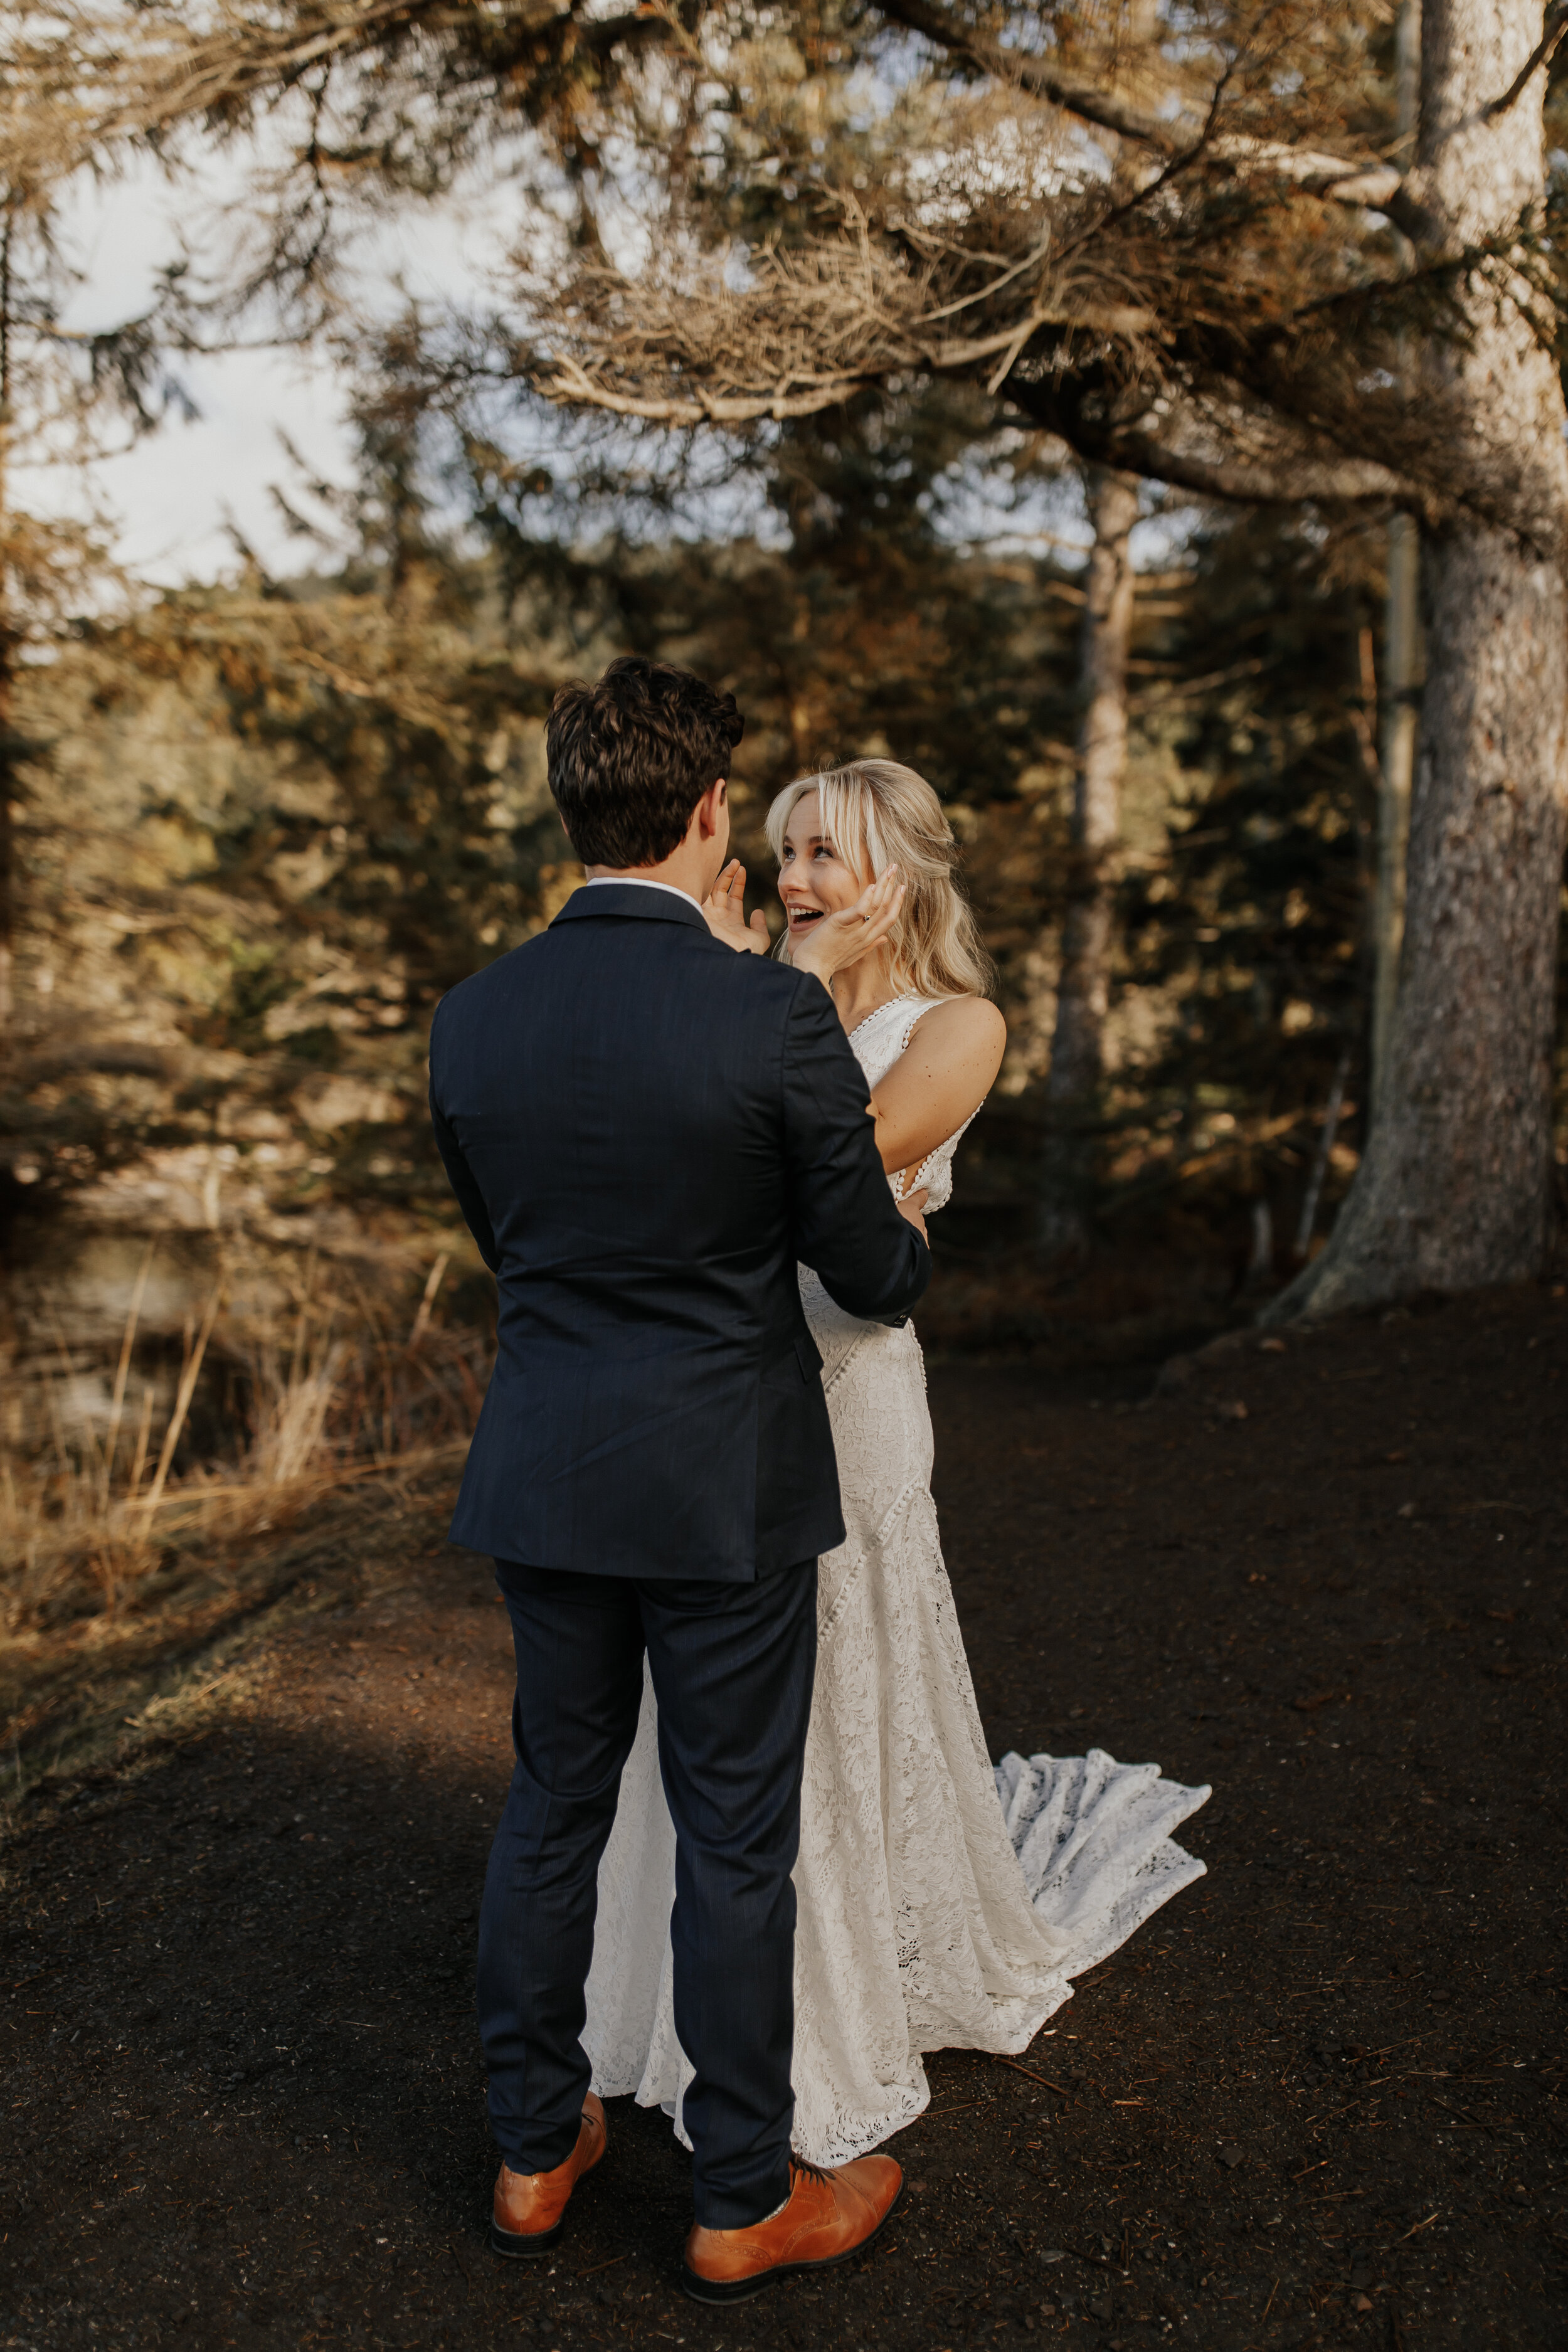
[995,2055,1076,2101]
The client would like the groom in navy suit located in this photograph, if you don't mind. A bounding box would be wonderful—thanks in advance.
[429,656,928,2300]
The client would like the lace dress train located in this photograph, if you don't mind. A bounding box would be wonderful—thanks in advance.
[581,996,1209,2166]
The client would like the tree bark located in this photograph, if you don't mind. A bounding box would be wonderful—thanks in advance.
[1371,509,1420,1120]
[0,204,13,1031]
[1273,0,1568,1317]
[0,484,13,1032]
[1370,0,1423,1124]
[1040,466,1139,1253]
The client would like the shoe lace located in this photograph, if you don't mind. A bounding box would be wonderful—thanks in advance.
[790,2155,834,2190]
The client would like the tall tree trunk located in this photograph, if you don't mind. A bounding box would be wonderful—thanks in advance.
[1370,0,1423,1120]
[0,201,13,1030]
[1274,0,1568,1317]
[1371,511,1420,1116]
[0,496,13,1032]
[1039,466,1138,1253]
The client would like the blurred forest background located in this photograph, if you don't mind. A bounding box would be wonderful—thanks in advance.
[2,0,1565,1673]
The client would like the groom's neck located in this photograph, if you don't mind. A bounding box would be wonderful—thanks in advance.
[585,858,700,903]
[585,838,718,908]
[582,779,728,906]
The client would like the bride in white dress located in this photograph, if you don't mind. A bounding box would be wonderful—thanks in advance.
[581,756,1209,2166]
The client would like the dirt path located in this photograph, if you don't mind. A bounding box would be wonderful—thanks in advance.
[3,1286,1564,2351]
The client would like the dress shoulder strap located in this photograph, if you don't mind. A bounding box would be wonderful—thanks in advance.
[893,993,959,1052]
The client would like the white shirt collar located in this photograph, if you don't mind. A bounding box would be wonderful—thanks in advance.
[585,874,701,909]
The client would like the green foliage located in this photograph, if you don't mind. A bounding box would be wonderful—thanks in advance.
[1127,516,1381,1116]
[4,408,564,1230]
[7,387,1562,1291]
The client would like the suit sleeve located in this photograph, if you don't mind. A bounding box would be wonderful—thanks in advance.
[781,978,931,1325]
[428,1001,500,1275]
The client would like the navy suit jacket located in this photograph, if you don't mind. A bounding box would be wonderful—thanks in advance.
[428,882,930,1579]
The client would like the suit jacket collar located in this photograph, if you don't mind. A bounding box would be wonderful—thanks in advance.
[553,881,710,935]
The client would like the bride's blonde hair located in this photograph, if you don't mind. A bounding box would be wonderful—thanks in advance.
[765,758,995,1002]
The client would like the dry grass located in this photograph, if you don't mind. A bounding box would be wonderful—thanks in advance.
[0,1249,489,1648]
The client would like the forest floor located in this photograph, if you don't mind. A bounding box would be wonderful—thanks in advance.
[2,1282,1565,2352]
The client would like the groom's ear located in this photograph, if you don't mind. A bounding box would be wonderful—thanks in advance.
[697,777,729,837]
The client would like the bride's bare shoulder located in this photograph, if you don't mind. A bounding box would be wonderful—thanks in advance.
[905,993,1006,1073]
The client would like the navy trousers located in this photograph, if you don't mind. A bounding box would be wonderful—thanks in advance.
[477,1555,818,2230]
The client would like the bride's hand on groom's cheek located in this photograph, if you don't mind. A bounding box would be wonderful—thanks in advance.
[703,859,771,952]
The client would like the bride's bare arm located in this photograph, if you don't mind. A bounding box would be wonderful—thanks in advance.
[870,997,1007,1185]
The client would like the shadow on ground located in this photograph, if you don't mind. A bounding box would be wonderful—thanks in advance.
[3,1284,1564,2349]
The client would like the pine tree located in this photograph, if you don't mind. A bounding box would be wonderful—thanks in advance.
[34,0,1562,1309]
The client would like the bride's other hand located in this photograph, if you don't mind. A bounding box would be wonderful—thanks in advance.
[791,867,906,990]
[702,860,771,953]
[896,1186,930,1242]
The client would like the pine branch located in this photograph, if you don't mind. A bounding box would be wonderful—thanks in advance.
[1485,0,1568,118]
[871,0,1402,211]
[1066,426,1417,509]
[534,292,1160,425]
[872,0,1177,149]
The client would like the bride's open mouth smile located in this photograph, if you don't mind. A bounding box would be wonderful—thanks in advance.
[786,904,827,932]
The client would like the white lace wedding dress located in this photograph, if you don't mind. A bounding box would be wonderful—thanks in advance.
[581,993,1210,2165]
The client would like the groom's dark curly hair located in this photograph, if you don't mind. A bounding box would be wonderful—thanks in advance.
[546,655,746,868]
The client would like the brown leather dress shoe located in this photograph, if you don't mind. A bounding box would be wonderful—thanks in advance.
[490,2093,607,2258]
[681,2153,902,2303]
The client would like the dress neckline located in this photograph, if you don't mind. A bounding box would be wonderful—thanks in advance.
[845,992,926,1047]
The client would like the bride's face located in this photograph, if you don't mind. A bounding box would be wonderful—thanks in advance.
[778,790,871,945]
